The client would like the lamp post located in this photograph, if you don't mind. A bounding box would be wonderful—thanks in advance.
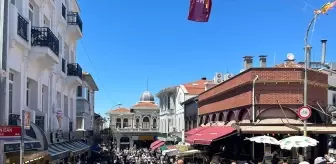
[105,103,121,152]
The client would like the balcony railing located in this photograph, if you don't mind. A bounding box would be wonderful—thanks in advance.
[112,127,159,132]
[17,13,29,41]
[62,4,66,20]
[67,63,82,79]
[62,58,66,73]
[67,12,82,32]
[31,27,59,56]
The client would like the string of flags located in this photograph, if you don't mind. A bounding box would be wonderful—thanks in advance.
[186,0,336,23]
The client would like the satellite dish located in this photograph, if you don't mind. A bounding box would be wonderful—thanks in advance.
[287,53,295,60]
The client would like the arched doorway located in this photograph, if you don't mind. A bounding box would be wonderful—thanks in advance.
[142,117,150,129]
[119,137,130,150]
[135,118,140,128]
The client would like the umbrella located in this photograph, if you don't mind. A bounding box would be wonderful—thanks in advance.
[279,136,319,150]
[245,135,280,145]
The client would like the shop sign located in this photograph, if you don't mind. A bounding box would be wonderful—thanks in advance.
[4,142,41,152]
[0,126,21,138]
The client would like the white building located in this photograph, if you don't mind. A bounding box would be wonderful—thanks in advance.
[5,0,90,163]
[76,72,99,131]
[108,91,159,151]
[156,78,209,141]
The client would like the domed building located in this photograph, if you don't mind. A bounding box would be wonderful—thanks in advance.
[108,90,159,150]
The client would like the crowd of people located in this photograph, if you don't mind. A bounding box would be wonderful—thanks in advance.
[93,143,185,164]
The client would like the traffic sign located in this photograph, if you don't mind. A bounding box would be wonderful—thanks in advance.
[297,106,312,120]
[0,126,21,138]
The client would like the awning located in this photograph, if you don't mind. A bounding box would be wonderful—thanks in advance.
[185,126,208,136]
[151,141,165,151]
[48,143,70,160]
[233,124,336,134]
[186,126,236,145]
[59,140,90,155]
[150,140,164,149]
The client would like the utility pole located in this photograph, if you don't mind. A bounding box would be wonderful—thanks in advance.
[0,0,8,163]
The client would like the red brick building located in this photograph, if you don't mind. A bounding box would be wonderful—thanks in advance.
[197,59,329,130]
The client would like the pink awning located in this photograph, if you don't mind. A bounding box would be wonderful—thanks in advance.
[150,140,164,149]
[185,126,208,136]
[151,141,165,151]
[186,126,236,145]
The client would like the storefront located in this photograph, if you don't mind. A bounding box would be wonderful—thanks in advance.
[5,115,49,164]
[47,140,90,163]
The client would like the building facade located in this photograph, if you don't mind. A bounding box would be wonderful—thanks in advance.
[6,0,91,163]
[75,72,98,144]
[156,78,209,141]
[108,91,159,151]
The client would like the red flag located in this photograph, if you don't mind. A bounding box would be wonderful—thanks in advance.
[187,0,212,22]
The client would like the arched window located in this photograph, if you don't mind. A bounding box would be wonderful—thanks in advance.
[142,117,150,129]
[123,118,128,128]
[116,118,121,128]
[135,118,140,128]
[153,118,157,128]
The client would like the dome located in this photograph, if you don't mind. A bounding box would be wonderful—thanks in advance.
[140,91,154,102]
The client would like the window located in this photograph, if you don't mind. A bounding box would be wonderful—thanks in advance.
[8,73,14,114]
[116,118,121,128]
[26,81,30,106]
[10,0,15,5]
[333,94,336,106]
[167,95,170,109]
[123,118,128,128]
[153,119,157,128]
[35,116,45,131]
[77,86,82,97]
[87,90,90,102]
[61,3,66,19]
[29,3,33,25]
[41,86,44,112]
[142,117,150,129]
[135,119,139,128]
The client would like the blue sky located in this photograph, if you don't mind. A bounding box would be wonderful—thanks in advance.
[76,0,336,117]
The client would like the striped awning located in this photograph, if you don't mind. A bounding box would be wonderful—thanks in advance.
[59,140,90,155]
[48,143,70,160]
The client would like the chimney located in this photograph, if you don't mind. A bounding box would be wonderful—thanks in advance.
[305,45,312,68]
[243,56,253,70]
[259,55,267,68]
[321,39,327,65]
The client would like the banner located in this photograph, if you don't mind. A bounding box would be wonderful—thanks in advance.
[23,110,31,130]
[187,0,212,22]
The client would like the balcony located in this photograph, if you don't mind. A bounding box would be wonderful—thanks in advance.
[66,63,82,88]
[67,12,83,39]
[8,4,30,49]
[29,27,60,71]
[111,127,159,134]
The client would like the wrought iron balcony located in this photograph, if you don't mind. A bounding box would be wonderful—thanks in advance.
[112,127,159,132]
[17,13,29,41]
[62,4,66,20]
[62,58,66,73]
[31,27,59,56]
[67,63,82,79]
[67,12,82,32]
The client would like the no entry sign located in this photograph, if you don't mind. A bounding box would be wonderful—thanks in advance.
[297,106,312,120]
[0,126,21,138]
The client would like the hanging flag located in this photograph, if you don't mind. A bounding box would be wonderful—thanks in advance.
[187,0,212,22]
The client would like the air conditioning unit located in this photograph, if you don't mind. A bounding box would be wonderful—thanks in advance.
[214,73,224,84]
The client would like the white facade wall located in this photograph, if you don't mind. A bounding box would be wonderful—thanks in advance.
[7,0,82,134]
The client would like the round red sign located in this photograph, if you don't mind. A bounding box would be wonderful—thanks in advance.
[297,106,312,120]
